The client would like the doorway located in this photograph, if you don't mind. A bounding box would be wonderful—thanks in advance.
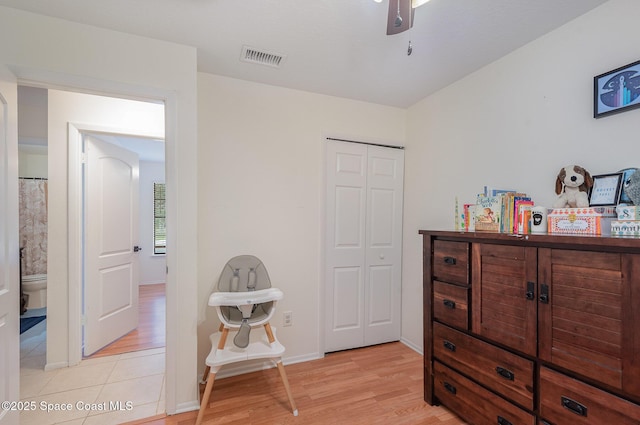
[18,87,169,422]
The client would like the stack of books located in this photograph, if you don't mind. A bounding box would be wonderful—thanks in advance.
[472,188,533,234]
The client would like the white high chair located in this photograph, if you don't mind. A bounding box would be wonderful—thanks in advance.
[196,255,298,425]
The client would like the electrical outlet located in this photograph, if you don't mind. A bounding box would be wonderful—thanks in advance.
[283,311,293,327]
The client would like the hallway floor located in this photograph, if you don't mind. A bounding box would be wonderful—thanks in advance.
[20,309,165,424]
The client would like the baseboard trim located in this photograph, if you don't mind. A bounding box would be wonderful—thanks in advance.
[400,337,423,355]
[174,400,200,414]
[44,361,68,371]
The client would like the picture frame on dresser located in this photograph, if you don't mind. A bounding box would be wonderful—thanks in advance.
[588,172,623,206]
[594,59,640,118]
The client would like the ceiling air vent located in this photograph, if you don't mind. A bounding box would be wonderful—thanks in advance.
[240,46,286,68]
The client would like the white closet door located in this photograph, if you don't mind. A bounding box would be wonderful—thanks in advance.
[325,141,367,351]
[325,140,404,353]
[364,144,404,346]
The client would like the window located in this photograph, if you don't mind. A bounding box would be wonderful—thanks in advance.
[153,182,166,254]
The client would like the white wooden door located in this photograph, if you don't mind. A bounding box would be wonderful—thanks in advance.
[364,145,404,346]
[325,140,404,352]
[0,66,19,425]
[84,136,140,356]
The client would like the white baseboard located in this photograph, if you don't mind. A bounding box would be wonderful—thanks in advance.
[44,361,68,371]
[173,400,200,414]
[400,337,423,355]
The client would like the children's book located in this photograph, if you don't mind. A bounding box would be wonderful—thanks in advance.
[463,204,476,231]
[475,195,502,232]
[513,197,533,233]
[518,204,534,234]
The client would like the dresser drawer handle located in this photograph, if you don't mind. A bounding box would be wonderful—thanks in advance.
[495,366,514,381]
[443,340,456,352]
[443,256,457,265]
[443,299,456,309]
[443,382,457,395]
[562,396,588,417]
[497,416,513,425]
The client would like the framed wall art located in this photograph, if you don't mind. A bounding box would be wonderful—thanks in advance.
[594,59,640,118]
[589,172,623,206]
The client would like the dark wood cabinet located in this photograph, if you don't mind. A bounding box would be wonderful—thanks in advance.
[421,230,640,424]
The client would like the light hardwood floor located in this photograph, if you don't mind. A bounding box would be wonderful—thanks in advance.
[87,283,166,358]
[124,341,466,425]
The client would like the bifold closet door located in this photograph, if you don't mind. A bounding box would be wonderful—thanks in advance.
[325,140,404,353]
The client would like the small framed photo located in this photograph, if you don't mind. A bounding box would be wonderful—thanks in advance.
[589,172,623,206]
[594,59,640,118]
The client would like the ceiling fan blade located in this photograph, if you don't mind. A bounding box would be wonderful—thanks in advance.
[387,0,414,35]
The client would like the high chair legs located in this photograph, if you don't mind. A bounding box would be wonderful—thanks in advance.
[276,360,298,416]
[195,371,217,425]
[264,323,298,416]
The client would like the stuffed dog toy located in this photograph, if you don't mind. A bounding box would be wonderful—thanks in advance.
[553,165,593,208]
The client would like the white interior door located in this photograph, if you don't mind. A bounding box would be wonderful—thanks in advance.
[364,145,403,346]
[84,136,140,356]
[325,141,367,351]
[325,139,404,353]
[0,66,19,425]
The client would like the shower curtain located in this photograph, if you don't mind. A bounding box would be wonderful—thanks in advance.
[19,178,48,276]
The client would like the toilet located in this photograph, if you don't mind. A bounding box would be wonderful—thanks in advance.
[22,274,47,309]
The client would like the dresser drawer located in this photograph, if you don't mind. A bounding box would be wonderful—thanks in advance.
[539,367,640,424]
[433,240,469,285]
[434,361,535,425]
[433,322,534,410]
[433,281,469,330]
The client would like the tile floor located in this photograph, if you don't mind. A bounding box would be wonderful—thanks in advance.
[20,312,165,425]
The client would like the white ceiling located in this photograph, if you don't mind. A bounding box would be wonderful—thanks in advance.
[2,0,608,108]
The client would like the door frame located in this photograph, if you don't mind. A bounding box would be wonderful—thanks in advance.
[68,123,162,364]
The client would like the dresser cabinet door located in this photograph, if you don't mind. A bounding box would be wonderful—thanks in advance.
[538,249,640,401]
[472,244,537,356]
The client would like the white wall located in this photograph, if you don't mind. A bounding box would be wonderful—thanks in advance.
[197,73,406,370]
[0,7,198,412]
[401,0,639,348]
[139,160,167,284]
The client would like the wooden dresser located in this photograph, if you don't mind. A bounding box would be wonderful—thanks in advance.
[420,230,640,424]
